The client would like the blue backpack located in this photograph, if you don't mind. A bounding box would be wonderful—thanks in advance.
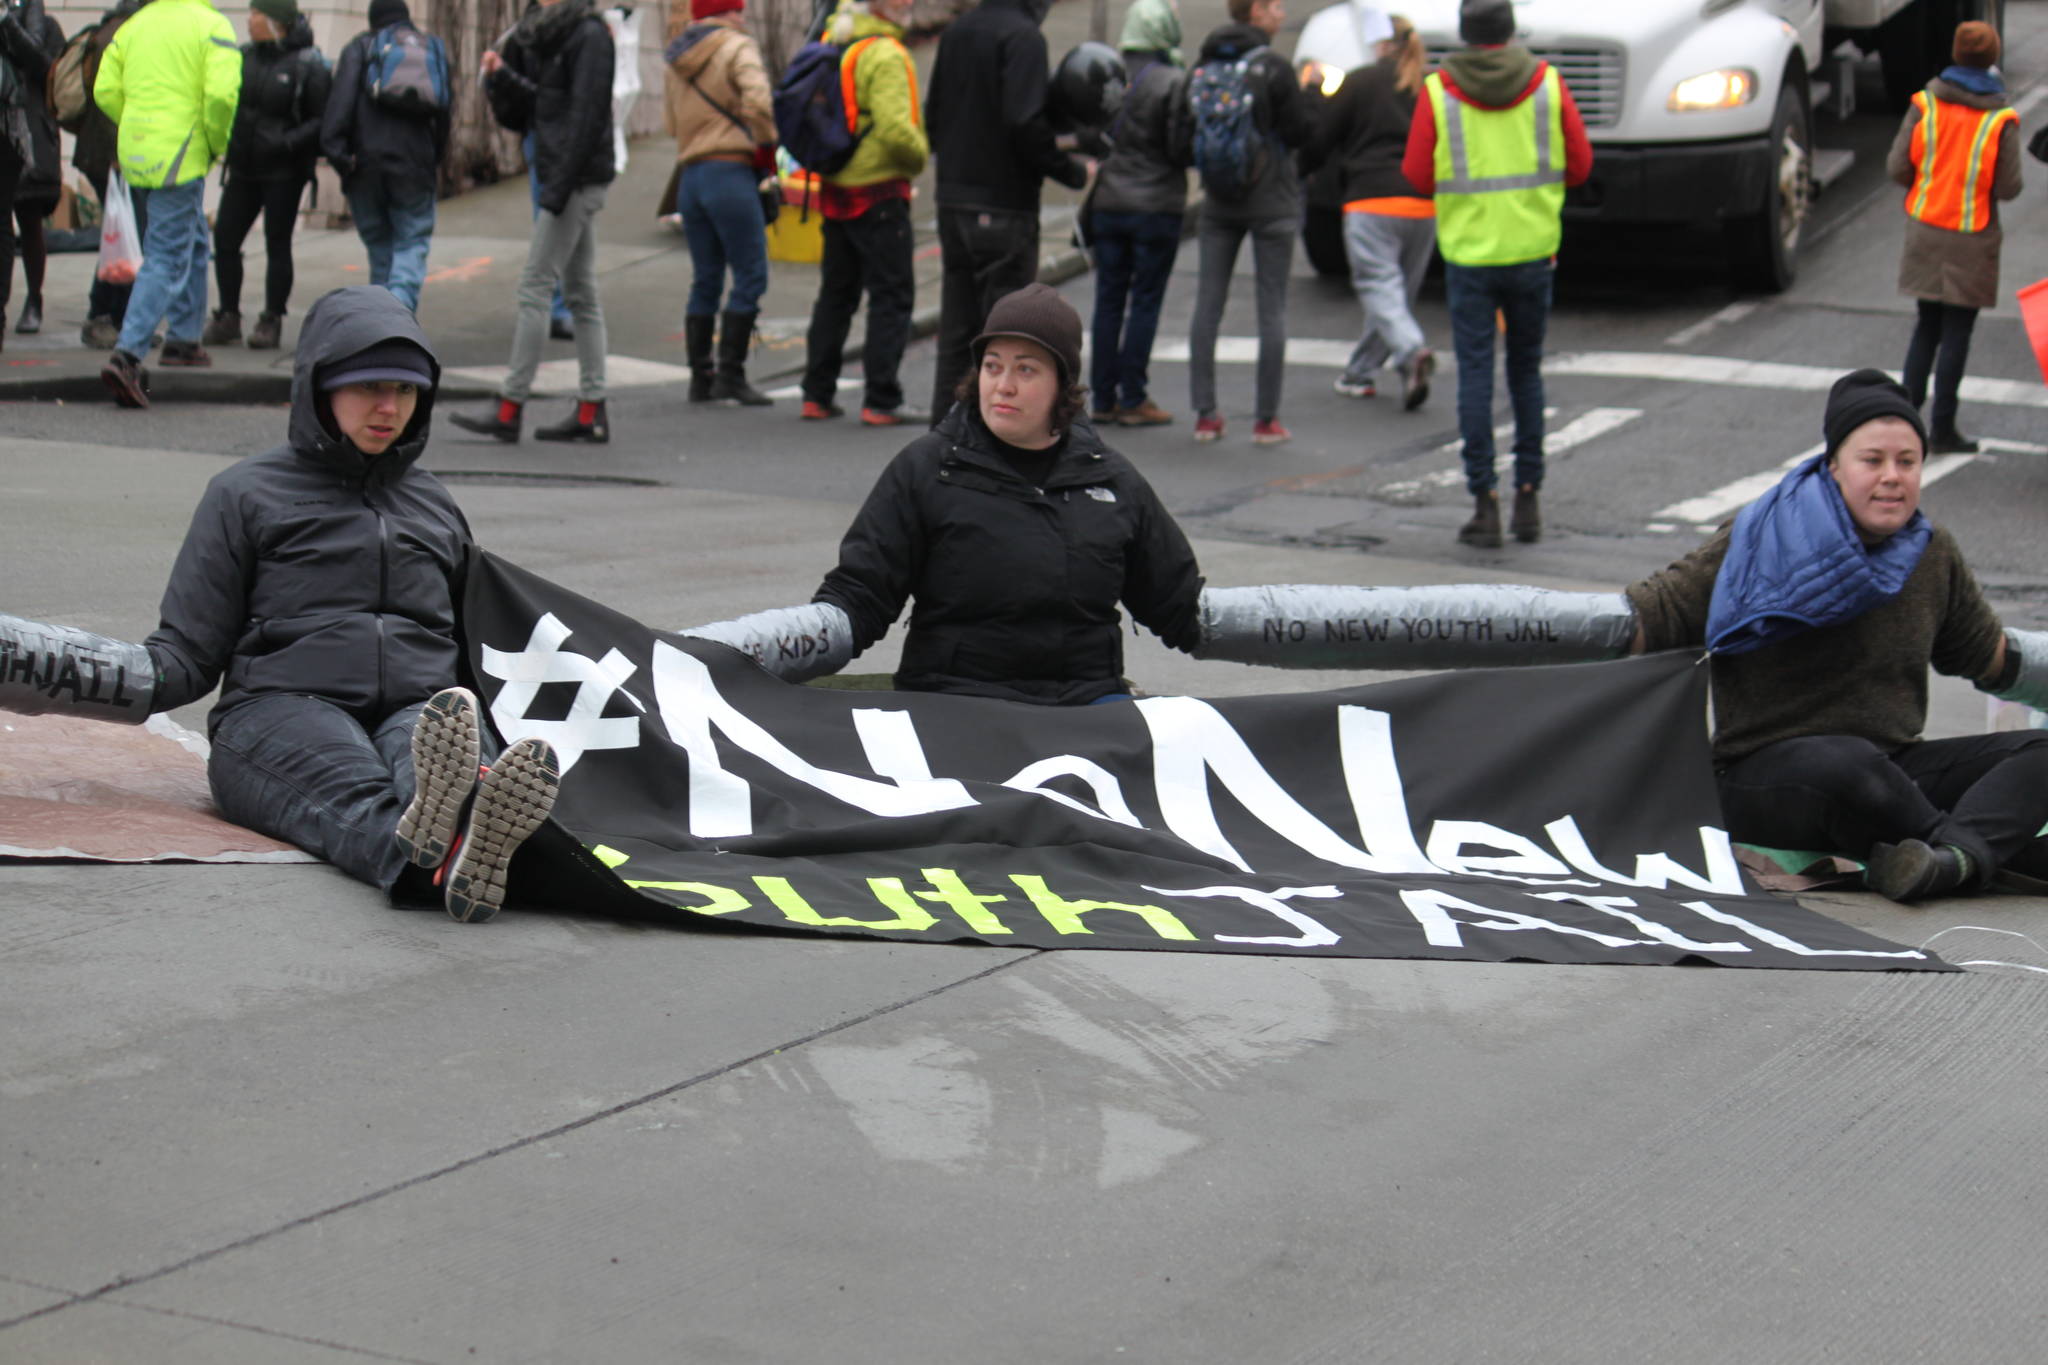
[1187,54,1266,200]
[366,25,450,118]
[772,35,888,175]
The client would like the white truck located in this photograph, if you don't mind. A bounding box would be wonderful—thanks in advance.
[1292,0,2007,291]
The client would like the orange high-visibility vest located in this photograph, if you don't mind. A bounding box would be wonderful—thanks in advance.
[1905,90,2016,233]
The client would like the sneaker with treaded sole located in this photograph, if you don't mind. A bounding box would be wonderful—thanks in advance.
[443,736,561,923]
[1333,376,1376,399]
[801,400,844,420]
[1252,419,1292,445]
[101,350,150,408]
[1193,413,1225,442]
[394,687,483,870]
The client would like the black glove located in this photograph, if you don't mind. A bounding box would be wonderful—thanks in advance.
[2029,123,2048,164]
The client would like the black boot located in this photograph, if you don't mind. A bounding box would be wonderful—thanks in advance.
[1930,427,1979,455]
[449,399,523,443]
[1457,490,1503,548]
[685,314,716,403]
[14,295,41,335]
[534,400,611,443]
[1864,840,1974,904]
[711,311,772,407]
[1511,484,1542,543]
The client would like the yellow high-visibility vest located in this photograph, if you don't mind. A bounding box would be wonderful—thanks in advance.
[1426,65,1566,267]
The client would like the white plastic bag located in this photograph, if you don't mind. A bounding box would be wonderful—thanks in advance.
[96,172,143,285]
[605,6,642,174]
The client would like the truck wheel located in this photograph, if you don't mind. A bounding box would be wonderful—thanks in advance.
[1726,80,1811,294]
[1302,204,1349,278]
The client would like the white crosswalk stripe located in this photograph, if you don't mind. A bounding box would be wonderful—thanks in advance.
[1375,407,1641,500]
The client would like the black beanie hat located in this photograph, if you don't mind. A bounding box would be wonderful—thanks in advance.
[1823,369,1926,457]
[368,0,410,29]
[1460,0,1515,46]
[251,0,299,26]
[971,282,1083,386]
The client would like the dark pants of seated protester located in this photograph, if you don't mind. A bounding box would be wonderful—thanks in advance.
[1716,730,2048,878]
[208,693,499,895]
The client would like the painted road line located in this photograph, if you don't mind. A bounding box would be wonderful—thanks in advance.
[1376,407,1640,499]
[1648,437,2048,531]
[444,355,695,395]
[1546,351,2048,408]
[765,377,863,401]
[1663,302,1758,350]
[1149,341,2048,412]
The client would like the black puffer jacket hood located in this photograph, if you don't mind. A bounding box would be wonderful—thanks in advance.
[290,285,443,481]
[145,286,469,733]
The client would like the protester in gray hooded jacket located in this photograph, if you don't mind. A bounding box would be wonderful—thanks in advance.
[141,285,559,920]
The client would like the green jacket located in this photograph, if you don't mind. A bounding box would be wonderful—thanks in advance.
[94,0,243,188]
[824,2,927,188]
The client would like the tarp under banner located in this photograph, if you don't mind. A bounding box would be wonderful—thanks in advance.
[464,553,1948,971]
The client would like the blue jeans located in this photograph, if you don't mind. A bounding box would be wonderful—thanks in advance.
[117,179,208,356]
[347,178,437,313]
[677,158,769,316]
[1445,258,1554,494]
[1088,209,1182,410]
[524,132,572,326]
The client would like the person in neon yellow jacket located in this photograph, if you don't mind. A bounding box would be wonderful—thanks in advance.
[92,0,243,407]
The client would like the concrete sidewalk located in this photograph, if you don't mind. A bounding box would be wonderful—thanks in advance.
[0,133,1091,405]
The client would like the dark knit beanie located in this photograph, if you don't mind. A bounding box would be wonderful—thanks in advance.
[1460,0,1515,46]
[319,339,435,391]
[1952,21,1999,69]
[692,0,744,17]
[251,0,300,27]
[972,283,1084,386]
[368,0,410,30]
[1822,369,1926,458]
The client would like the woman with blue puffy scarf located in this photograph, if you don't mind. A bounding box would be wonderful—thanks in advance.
[1627,370,2048,904]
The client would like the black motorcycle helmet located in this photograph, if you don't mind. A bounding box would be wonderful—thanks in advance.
[1046,41,1127,132]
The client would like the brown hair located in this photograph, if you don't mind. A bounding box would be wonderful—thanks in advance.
[1227,0,1257,25]
[953,368,1091,442]
[1387,16,1424,95]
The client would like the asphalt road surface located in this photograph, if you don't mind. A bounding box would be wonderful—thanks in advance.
[7,12,2048,1364]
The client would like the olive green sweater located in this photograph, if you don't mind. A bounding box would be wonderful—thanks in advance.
[1626,524,2006,764]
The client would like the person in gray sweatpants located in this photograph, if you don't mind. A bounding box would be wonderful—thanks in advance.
[1183,0,1320,446]
[451,0,618,445]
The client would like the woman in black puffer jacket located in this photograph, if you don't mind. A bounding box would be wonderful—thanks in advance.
[203,0,332,351]
[815,284,1206,706]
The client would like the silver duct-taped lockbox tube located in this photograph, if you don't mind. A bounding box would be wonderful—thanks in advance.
[1193,585,1637,670]
[678,602,855,684]
[1993,628,2048,713]
[0,612,158,721]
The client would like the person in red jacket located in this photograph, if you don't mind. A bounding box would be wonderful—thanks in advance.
[1403,0,1591,549]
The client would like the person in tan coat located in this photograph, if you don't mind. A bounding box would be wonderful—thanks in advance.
[1887,19,2021,454]
[666,0,777,406]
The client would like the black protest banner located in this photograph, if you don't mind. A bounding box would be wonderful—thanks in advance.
[462,552,1947,971]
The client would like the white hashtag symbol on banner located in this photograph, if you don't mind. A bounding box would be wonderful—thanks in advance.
[479,612,647,773]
